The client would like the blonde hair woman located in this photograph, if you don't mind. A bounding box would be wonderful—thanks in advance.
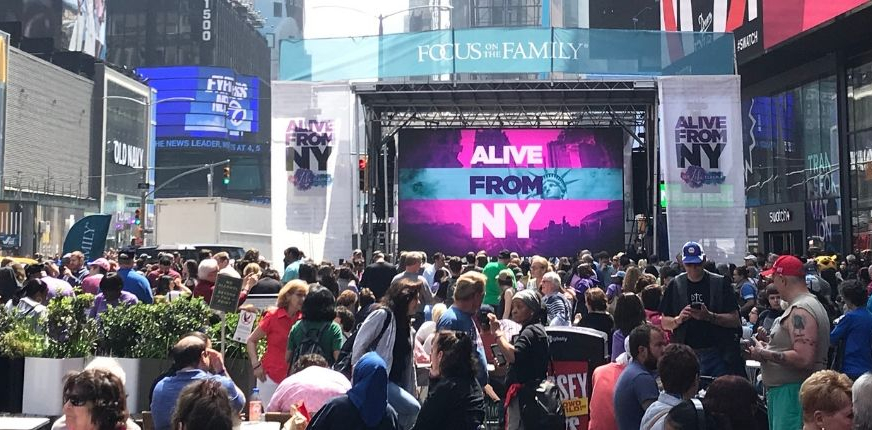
[245,280,309,407]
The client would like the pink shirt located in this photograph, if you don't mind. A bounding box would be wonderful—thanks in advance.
[588,362,627,430]
[267,366,351,414]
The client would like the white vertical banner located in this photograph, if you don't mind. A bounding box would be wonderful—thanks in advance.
[659,75,746,264]
[271,82,354,265]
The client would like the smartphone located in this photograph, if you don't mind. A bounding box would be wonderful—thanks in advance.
[490,344,507,366]
[691,303,703,310]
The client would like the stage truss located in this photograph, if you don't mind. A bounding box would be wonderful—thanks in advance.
[354,79,659,257]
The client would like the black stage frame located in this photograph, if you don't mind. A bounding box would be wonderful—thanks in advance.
[354,79,659,257]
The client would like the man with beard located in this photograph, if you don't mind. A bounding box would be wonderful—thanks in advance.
[613,324,666,430]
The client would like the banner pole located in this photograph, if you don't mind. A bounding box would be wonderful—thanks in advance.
[220,312,227,357]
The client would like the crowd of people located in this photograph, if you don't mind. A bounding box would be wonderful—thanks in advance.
[7,242,872,430]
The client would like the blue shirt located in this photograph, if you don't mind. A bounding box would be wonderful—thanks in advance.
[831,308,872,379]
[117,268,153,304]
[282,260,301,283]
[739,281,756,301]
[150,369,244,430]
[437,306,488,388]
[613,361,659,430]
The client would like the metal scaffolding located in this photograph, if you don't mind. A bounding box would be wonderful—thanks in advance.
[355,79,658,257]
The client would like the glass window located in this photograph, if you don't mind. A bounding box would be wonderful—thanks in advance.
[274,2,283,17]
[849,60,872,251]
[266,33,275,48]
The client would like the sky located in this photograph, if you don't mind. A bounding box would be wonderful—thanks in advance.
[304,0,416,39]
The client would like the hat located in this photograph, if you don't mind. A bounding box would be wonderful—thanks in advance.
[138,253,149,260]
[761,255,804,278]
[497,269,514,283]
[744,255,757,262]
[498,249,511,260]
[88,258,110,272]
[118,253,133,263]
[612,271,626,279]
[682,242,704,264]
[512,289,542,315]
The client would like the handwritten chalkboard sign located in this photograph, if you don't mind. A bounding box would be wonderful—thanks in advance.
[210,274,243,313]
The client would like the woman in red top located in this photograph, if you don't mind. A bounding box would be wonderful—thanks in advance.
[246,279,309,406]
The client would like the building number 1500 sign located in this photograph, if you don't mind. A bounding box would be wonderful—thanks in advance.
[202,0,213,41]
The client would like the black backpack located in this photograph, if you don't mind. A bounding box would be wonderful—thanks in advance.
[332,310,391,379]
[520,325,565,430]
[291,322,332,370]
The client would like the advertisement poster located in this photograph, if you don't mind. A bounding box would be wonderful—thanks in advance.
[546,326,610,430]
[62,0,106,59]
[271,82,354,264]
[659,76,746,264]
[398,129,624,257]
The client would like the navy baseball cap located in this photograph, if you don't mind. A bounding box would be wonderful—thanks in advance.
[682,242,704,264]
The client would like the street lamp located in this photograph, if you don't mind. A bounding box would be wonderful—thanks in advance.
[103,95,195,245]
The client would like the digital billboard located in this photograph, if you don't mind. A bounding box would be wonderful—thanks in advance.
[62,0,106,59]
[136,66,261,153]
[397,129,624,257]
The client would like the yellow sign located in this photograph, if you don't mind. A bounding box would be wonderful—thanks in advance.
[563,397,589,417]
[0,35,6,83]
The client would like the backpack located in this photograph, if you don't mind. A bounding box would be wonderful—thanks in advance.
[332,310,392,379]
[520,325,565,430]
[291,322,332,370]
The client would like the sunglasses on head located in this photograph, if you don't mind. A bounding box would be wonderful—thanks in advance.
[63,393,90,407]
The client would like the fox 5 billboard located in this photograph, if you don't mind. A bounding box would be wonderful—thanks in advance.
[136,66,260,142]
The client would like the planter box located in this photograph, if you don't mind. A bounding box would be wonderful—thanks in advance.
[0,357,24,413]
[87,357,142,416]
[22,357,86,415]
[136,358,173,414]
[225,358,255,400]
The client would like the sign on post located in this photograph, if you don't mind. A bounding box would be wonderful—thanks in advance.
[209,274,243,313]
[232,310,257,343]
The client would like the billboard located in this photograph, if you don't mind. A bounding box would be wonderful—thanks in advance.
[397,129,624,257]
[762,0,867,48]
[136,66,261,153]
[62,0,106,59]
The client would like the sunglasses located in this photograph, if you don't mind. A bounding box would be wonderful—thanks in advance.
[63,393,90,407]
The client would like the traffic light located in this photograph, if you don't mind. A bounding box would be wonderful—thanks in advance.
[222,166,231,185]
[134,209,142,225]
[358,156,368,192]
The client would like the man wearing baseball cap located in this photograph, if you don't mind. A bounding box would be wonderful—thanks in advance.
[660,242,742,380]
[744,255,831,430]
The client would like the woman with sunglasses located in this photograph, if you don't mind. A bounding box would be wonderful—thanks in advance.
[60,368,129,430]
[245,279,309,407]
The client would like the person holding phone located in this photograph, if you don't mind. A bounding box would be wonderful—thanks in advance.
[659,242,742,380]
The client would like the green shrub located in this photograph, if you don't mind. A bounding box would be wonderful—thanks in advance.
[44,293,97,358]
[207,311,266,360]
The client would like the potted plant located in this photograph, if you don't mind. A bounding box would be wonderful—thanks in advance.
[129,297,211,413]
[0,307,43,413]
[94,302,151,415]
[23,292,96,415]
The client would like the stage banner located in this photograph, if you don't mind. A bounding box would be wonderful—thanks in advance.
[280,27,735,81]
[398,129,624,257]
[658,75,746,264]
[271,82,354,264]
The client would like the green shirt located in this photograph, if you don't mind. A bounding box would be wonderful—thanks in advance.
[287,319,344,364]
[482,261,513,305]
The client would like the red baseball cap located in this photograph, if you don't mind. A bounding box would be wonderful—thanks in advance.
[761,255,804,278]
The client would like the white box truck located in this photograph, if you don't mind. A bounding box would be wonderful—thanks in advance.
[153,197,272,262]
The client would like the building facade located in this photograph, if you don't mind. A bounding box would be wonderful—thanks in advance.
[106,0,272,201]
[737,1,872,256]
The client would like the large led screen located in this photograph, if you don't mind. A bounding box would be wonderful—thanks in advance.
[398,129,624,257]
[136,66,260,149]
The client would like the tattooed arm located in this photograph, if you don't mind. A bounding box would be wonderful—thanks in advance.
[755,307,818,369]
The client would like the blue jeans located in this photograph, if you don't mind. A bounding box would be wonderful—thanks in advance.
[388,381,420,430]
